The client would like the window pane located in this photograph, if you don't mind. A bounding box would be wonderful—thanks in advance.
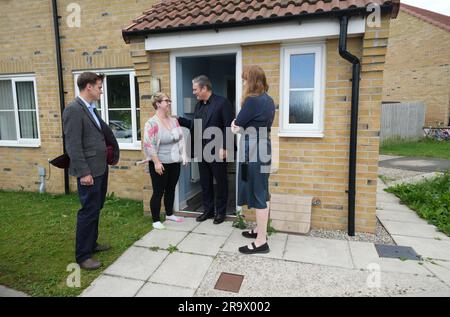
[0,80,14,110]
[16,82,36,110]
[107,74,131,109]
[290,53,315,89]
[19,111,38,139]
[0,112,17,140]
[289,91,314,124]
[109,110,132,143]
[137,109,141,141]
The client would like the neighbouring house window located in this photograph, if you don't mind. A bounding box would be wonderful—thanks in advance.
[74,70,141,150]
[0,75,40,147]
[280,44,325,137]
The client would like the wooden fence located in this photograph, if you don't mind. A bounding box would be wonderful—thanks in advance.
[380,102,426,143]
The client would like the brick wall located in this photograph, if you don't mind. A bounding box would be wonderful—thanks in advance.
[238,16,390,233]
[0,0,156,200]
[383,11,450,126]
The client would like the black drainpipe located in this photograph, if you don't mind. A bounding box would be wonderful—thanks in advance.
[339,15,361,237]
[52,0,70,195]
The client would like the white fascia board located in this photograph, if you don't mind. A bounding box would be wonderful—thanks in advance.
[145,17,365,51]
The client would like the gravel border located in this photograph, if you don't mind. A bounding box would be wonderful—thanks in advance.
[307,219,396,245]
[246,219,396,245]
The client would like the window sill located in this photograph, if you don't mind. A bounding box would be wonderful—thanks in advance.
[0,141,41,148]
[119,143,142,151]
[278,131,324,138]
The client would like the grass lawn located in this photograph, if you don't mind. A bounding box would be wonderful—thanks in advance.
[380,139,450,160]
[0,191,151,297]
[386,174,450,237]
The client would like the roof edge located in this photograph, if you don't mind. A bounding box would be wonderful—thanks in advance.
[400,3,450,32]
[123,3,398,44]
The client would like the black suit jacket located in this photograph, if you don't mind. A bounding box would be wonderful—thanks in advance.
[178,94,233,159]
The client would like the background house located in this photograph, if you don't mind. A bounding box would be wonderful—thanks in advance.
[0,0,400,234]
[383,3,450,126]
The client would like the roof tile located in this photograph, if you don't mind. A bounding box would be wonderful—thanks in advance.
[123,0,400,38]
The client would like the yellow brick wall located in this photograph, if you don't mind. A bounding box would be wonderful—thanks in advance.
[0,0,156,199]
[383,11,450,126]
[237,17,391,233]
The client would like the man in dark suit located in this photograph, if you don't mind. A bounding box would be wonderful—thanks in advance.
[63,72,119,270]
[178,75,233,224]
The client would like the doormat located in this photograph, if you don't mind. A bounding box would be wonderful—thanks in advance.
[214,273,244,293]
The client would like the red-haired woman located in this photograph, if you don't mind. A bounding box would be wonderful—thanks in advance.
[231,65,275,254]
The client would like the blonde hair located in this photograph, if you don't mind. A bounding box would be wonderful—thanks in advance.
[150,92,169,110]
[241,65,269,106]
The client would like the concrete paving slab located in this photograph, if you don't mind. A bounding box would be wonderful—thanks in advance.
[177,233,228,256]
[81,275,144,297]
[133,230,188,249]
[392,235,450,261]
[423,261,450,288]
[136,282,196,297]
[382,221,449,240]
[0,285,29,297]
[196,252,450,297]
[348,241,431,276]
[150,252,213,289]
[377,194,401,204]
[377,210,425,224]
[193,220,234,237]
[103,247,169,281]
[163,217,200,232]
[377,202,414,213]
[283,235,354,269]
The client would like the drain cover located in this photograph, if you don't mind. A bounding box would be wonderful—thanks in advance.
[214,273,244,293]
[375,244,422,261]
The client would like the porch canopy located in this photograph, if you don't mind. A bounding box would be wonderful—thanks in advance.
[122,0,400,45]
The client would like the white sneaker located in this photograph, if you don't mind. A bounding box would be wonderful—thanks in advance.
[166,215,184,222]
[152,221,166,230]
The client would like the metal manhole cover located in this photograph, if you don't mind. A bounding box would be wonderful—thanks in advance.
[214,273,244,293]
[375,244,422,261]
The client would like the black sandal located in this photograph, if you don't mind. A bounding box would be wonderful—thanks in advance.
[238,242,270,254]
[242,229,258,239]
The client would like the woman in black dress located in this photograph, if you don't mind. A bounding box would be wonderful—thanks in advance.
[231,65,275,254]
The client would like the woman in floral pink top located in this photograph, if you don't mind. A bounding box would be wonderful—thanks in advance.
[143,92,187,230]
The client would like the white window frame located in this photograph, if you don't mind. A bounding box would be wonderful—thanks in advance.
[279,43,326,138]
[0,74,41,148]
[73,69,141,150]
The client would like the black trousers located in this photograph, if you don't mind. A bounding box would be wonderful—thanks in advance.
[149,162,181,223]
[76,169,108,264]
[199,161,228,216]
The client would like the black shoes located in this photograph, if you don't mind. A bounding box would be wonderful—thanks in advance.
[93,244,111,253]
[213,214,226,224]
[79,258,102,270]
[239,242,270,254]
[242,230,258,239]
[196,212,215,222]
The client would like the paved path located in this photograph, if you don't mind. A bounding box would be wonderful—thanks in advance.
[81,187,450,297]
[0,285,29,297]
[376,181,450,291]
[379,156,450,173]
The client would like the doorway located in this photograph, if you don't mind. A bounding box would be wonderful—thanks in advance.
[171,48,242,216]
